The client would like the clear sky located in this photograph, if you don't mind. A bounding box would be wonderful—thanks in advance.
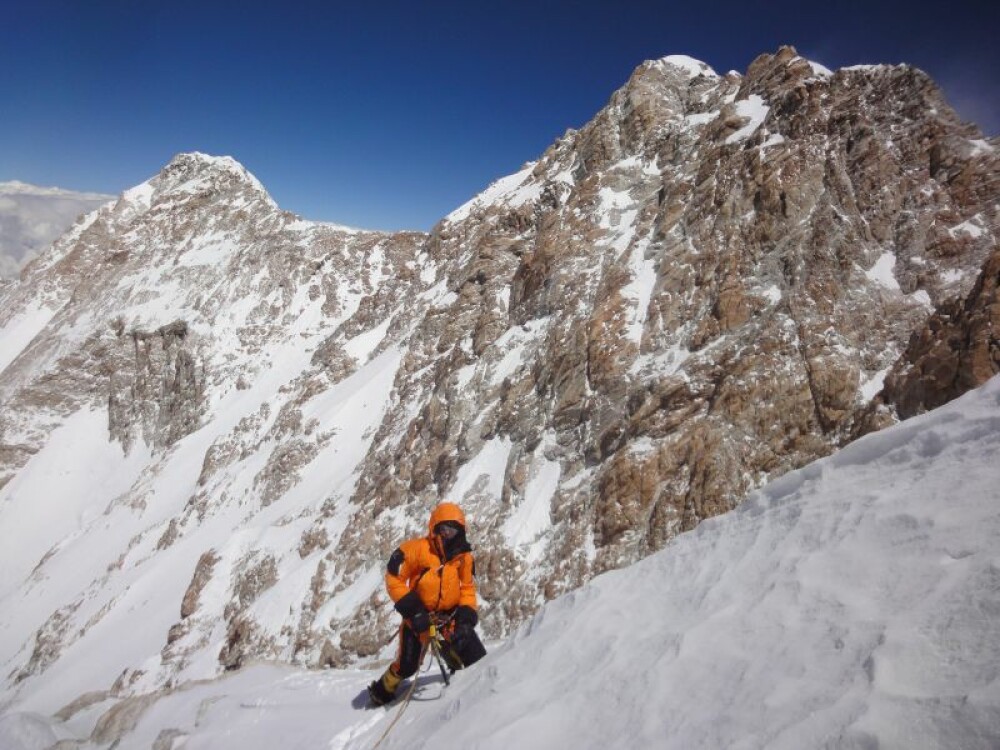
[2,0,997,231]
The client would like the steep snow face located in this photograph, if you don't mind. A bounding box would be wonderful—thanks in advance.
[0,44,998,719]
[4,375,997,750]
[0,181,113,279]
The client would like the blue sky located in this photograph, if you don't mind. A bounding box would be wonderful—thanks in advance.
[2,0,997,231]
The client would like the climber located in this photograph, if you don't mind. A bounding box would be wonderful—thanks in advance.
[367,502,487,706]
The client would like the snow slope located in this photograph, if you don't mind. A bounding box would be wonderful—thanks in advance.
[3,376,997,749]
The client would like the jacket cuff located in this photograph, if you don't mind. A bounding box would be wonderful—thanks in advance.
[394,591,426,619]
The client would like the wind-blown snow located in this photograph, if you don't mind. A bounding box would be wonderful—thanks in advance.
[969,139,994,156]
[7,376,998,749]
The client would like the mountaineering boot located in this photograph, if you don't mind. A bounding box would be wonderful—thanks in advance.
[367,666,403,707]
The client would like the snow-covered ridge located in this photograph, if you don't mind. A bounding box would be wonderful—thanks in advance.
[443,161,541,224]
[656,54,719,79]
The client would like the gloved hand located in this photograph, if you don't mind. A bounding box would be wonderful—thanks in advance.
[454,605,478,629]
[411,608,431,634]
[395,591,430,633]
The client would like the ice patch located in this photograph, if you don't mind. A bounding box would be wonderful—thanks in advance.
[761,284,782,304]
[798,57,833,77]
[492,338,528,384]
[844,64,889,72]
[949,218,985,239]
[910,289,932,308]
[121,181,154,211]
[866,251,900,291]
[760,132,786,151]
[685,111,718,127]
[860,367,891,400]
[940,268,965,285]
[621,237,658,344]
[725,95,770,144]
[342,318,391,364]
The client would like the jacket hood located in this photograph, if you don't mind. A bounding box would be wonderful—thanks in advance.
[428,502,466,534]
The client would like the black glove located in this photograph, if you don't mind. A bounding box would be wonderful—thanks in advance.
[454,605,478,629]
[394,591,430,633]
[410,609,430,634]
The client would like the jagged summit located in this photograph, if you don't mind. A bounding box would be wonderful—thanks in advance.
[138,151,278,210]
[160,151,267,187]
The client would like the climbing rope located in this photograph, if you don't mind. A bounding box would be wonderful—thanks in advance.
[368,641,427,750]
[369,621,452,750]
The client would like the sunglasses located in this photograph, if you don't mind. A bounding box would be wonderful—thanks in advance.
[434,522,462,539]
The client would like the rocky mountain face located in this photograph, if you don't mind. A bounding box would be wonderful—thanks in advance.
[872,244,1000,418]
[1,46,997,715]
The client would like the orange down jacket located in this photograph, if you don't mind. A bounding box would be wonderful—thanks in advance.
[385,503,477,613]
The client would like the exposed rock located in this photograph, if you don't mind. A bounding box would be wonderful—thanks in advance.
[875,245,1000,418]
[180,550,220,619]
[90,692,163,745]
[53,690,111,721]
[153,729,188,750]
